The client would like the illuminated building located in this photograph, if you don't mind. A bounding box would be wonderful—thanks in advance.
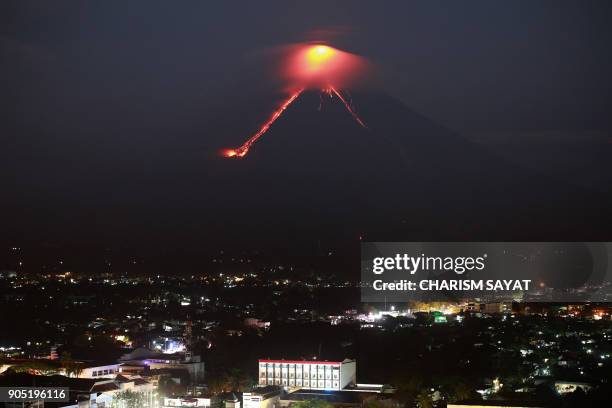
[80,362,122,379]
[243,386,281,408]
[119,348,205,385]
[257,359,356,390]
[163,397,211,407]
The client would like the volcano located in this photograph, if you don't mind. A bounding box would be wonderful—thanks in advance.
[197,89,612,245]
[223,87,366,158]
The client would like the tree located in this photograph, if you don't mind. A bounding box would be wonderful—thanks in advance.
[226,368,254,391]
[60,351,84,377]
[9,361,59,376]
[415,391,433,408]
[111,390,145,408]
[207,368,254,393]
[291,400,333,408]
[447,381,473,403]
[393,374,424,406]
[363,397,396,408]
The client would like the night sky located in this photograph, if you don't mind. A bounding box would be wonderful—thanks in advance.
[1,1,612,262]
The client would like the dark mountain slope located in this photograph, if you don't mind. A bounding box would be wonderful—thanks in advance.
[201,90,611,243]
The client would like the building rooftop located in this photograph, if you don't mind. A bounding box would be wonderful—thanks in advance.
[284,389,380,404]
[91,381,121,393]
[248,385,283,397]
[258,358,355,365]
[449,401,545,407]
[217,391,241,402]
[343,383,386,392]
[0,372,97,392]
[79,360,121,368]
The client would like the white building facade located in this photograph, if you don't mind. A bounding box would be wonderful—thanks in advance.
[258,359,356,391]
[163,397,211,407]
[80,363,122,379]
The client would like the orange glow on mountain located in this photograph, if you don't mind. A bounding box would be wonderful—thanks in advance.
[221,43,369,158]
[284,43,367,89]
[305,45,336,69]
[221,89,304,159]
